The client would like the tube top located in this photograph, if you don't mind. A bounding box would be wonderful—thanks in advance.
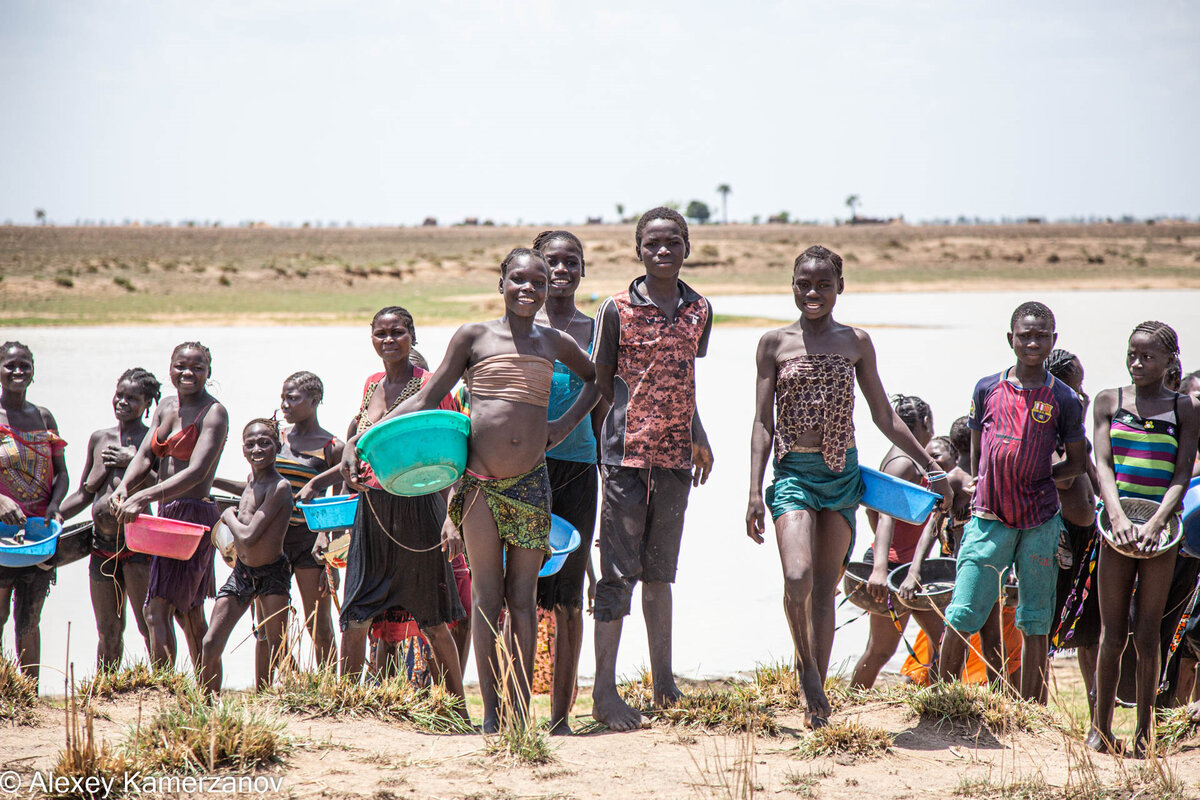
[466,354,553,408]
[151,401,214,461]
[773,353,856,471]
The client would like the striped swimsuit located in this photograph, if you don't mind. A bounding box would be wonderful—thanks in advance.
[1110,388,1181,502]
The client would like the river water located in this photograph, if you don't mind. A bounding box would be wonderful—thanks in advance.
[6,288,1197,691]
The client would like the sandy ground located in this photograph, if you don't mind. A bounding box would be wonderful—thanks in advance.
[3,661,1198,799]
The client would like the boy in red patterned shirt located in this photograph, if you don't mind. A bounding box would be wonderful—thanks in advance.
[589,207,714,732]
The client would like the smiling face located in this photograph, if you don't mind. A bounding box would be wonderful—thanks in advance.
[112,378,151,423]
[926,439,957,472]
[280,379,319,425]
[792,258,842,319]
[169,347,210,398]
[499,254,549,318]
[542,238,584,299]
[0,346,34,394]
[242,422,279,468]
[1126,331,1171,388]
[637,219,689,280]
[1007,315,1056,368]
[371,313,413,365]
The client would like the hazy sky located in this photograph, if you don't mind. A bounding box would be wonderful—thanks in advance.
[2,1,1197,225]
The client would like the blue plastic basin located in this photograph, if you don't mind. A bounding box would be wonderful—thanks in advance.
[297,494,360,532]
[357,410,470,497]
[1178,476,1200,556]
[0,519,62,568]
[859,465,939,525]
[502,514,582,578]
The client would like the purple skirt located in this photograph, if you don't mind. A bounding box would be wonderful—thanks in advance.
[145,497,220,612]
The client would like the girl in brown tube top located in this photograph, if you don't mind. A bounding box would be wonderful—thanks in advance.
[114,342,229,671]
[745,245,952,728]
[341,248,596,733]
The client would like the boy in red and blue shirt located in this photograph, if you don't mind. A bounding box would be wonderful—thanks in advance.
[937,301,1088,702]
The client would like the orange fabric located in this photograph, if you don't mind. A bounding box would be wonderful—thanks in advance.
[533,607,556,694]
[900,606,1023,685]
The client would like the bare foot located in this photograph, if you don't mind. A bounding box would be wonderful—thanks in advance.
[1132,731,1152,760]
[1085,727,1123,756]
[548,717,573,736]
[592,685,647,732]
[799,665,831,728]
[1188,701,1200,724]
[481,715,500,735]
[654,678,684,708]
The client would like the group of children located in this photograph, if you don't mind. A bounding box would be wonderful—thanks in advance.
[2,208,1199,752]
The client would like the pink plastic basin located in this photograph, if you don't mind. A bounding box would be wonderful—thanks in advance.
[124,514,208,560]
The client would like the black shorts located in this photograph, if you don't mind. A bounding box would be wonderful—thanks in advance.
[282,522,323,571]
[89,550,150,583]
[593,465,691,623]
[536,459,598,611]
[0,565,55,637]
[217,555,292,602]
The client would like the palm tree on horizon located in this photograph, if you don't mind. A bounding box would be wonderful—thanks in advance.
[716,184,731,224]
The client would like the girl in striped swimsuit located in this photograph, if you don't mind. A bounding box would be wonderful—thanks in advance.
[1090,321,1199,757]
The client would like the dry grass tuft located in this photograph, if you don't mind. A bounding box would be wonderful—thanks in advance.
[903,681,1064,734]
[50,700,131,798]
[76,661,194,699]
[483,634,556,765]
[794,720,893,759]
[617,670,778,735]
[0,653,38,725]
[686,727,761,799]
[264,664,471,734]
[1154,705,1199,751]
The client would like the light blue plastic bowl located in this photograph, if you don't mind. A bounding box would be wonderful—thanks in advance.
[357,410,471,497]
[1182,476,1200,557]
[297,494,360,532]
[502,514,583,578]
[0,519,62,568]
[859,466,939,525]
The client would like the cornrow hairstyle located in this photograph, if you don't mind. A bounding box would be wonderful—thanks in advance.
[284,370,325,404]
[533,230,585,276]
[1129,320,1180,357]
[119,367,162,417]
[0,341,33,364]
[1044,349,1082,384]
[635,207,689,251]
[371,306,417,345]
[171,341,213,368]
[244,416,282,449]
[930,434,959,461]
[794,245,845,279]
[499,247,548,278]
[1010,301,1055,331]
[948,415,971,457]
[1166,356,1182,392]
[891,394,932,434]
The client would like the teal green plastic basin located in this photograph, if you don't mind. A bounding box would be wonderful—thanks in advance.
[357,410,471,497]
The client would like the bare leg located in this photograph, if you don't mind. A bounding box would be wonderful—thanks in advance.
[294,567,336,667]
[1128,550,1176,757]
[13,581,48,686]
[592,616,645,731]
[253,599,269,688]
[460,486,506,733]
[1021,634,1049,703]
[257,594,290,690]
[643,581,681,707]
[937,626,971,683]
[851,612,906,689]
[775,509,851,728]
[199,596,250,694]
[1088,545,1136,755]
[122,562,153,656]
[420,622,468,721]
[176,604,208,671]
[979,603,1008,685]
[1177,656,1196,705]
[340,624,369,680]
[451,617,471,674]
[504,545,544,724]
[1078,644,1100,720]
[548,604,583,734]
[144,597,179,669]
[91,576,126,671]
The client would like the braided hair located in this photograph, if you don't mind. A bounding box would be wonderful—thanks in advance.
[930,434,958,461]
[1129,320,1180,358]
[1044,349,1082,384]
[891,394,932,434]
[118,367,161,417]
[371,306,417,345]
[948,416,971,458]
[171,341,212,369]
[794,245,845,279]
[533,230,585,276]
[499,247,548,278]
[243,416,282,449]
[1010,301,1055,331]
[284,370,324,404]
[635,207,689,251]
[0,341,33,364]
[1166,356,1183,392]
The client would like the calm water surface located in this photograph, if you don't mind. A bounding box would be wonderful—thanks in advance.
[7,289,1197,690]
